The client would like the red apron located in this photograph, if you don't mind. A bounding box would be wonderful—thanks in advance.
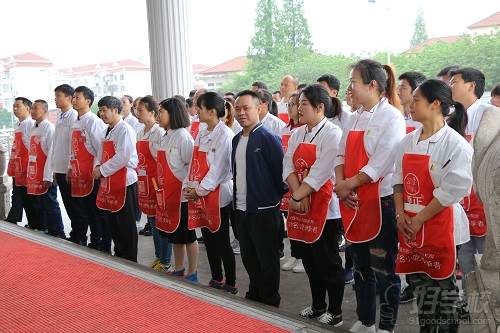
[278,113,290,124]
[155,149,183,233]
[280,133,292,212]
[406,126,416,134]
[136,140,157,216]
[27,135,48,195]
[340,130,382,243]
[70,129,95,197]
[11,131,29,187]
[96,140,127,212]
[287,142,333,243]
[187,146,221,233]
[459,134,487,237]
[396,153,455,279]
[6,132,19,177]
[190,120,200,139]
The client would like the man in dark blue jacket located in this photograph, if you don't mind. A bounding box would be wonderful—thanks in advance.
[232,90,286,307]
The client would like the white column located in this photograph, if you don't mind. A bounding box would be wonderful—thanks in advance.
[146,0,193,100]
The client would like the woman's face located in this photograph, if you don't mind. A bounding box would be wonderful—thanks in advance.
[158,106,170,129]
[287,96,299,122]
[298,93,320,126]
[349,69,372,106]
[136,102,152,123]
[198,103,213,123]
[410,87,438,123]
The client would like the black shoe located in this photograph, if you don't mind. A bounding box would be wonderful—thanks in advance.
[317,312,343,327]
[223,283,238,295]
[457,300,470,321]
[4,219,17,224]
[140,221,152,236]
[197,236,204,244]
[299,306,326,319]
[87,243,99,250]
[400,286,416,303]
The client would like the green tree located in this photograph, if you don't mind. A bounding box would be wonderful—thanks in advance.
[410,7,428,47]
[276,0,312,53]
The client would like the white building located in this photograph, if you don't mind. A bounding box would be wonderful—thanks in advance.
[468,10,500,35]
[197,56,247,91]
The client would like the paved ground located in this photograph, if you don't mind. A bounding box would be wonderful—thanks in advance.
[13,189,475,332]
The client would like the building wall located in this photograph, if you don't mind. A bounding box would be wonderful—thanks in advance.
[469,26,500,35]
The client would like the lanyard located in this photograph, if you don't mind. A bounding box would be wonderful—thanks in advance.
[303,119,326,143]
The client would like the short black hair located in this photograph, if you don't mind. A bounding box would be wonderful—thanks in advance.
[317,74,341,91]
[54,84,74,97]
[298,83,307,90]
[273,90,281,95]
[235,90,261,105]
[14,97,32,109]
[98,96,122,113]
[189,89,197,98]
[437,65,460,78]
[33,99,48,111]
[74,86,95,106]
[224,92,235,97]
[398,71,427,91]
[139,95,159,117]
[197,92,226,118]
[492,83,500,97]
[251,81,268,90]
[450,67,486,99]
[186,97,193,108]
[159,98,190,129]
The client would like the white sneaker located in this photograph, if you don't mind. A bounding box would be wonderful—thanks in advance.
[377,330,393,333]
[292,259,305,273]
[350,321,363,332]
[358,325,376,333]
[281,257,296,271]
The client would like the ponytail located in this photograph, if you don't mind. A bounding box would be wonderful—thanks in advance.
[270,100,278,116]
[383,64,402,110]
[446,102,468,137]
[224,99,235,128]
[325,96,343,120]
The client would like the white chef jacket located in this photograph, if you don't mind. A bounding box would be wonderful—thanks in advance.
[124,113,145,133]
[283,117,343,219]
[335,97,406,197]
[392,123,473,245]
[98,119,138,186]
[187,121,234,208]
[262,112,286,136]
[50,108,78,174]
[404,114,422,131]
[69,111,107,168]
[136,123,165,159]
[328,109,352,133]
[159,128,194,203]
[29,119,55,182]
[16,117,35,150]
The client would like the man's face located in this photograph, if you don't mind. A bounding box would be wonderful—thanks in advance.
[72,92,89,111]
[99,106,117,124]
[450,74,474,104]
[13,100,29,119]
[397,79,413,106]
[280,76,296,99]
[235,95,260,129]
[318,81,337,97]
[30,102,46,122]
[55,91,71,110]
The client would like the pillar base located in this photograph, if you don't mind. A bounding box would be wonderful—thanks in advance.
[0,176,12,220]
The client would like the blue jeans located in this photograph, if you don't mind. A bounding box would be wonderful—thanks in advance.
[149,216,172,265]
[349,196,401,331]
[41,185,65,238]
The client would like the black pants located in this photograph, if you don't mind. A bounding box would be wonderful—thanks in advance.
[106,183,138,262]
[13,182,42,229]
[407,273,459,333]
[71,180,109,249]
[33,185,65,238]
[235,208,281,307]
[201,205,236,286]
[55,173,76,229]
[6,179,23,222]
[298,219,345,315]
[350,196,401,331]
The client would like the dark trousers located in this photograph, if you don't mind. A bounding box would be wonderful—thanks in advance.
[299,219,345,315]
[106,183,138,262]
[235,208,281,307]
[350,196,401,331]
[283,212,302,259]
[35,185,65,238]
[6,179,23,222]
[71,180,110,250]
[407,273,459,333]
[201,205,236,286]
[55,173,76,229]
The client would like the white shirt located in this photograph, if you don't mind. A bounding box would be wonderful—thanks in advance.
[262,112,286,136]
[392,124,473,245]
[159,128,194,203]
[50,108,77,174]
[187,121,234,208]
[124,113,144,133]
[466,99,488,136]
[404,114,422,131]
[329,109,352,133]
[29,119,55,182]
[137,123,165,159]
[235,136,249,211]
[283,117,343,219]
[335,97,406,197]
[70,111,107,168]
[229,119,242,134]
[277,99,288,114]
[16,117,35,149]
[98,119,138,186]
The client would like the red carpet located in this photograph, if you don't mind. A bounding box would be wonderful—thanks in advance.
[0,231,290,333]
